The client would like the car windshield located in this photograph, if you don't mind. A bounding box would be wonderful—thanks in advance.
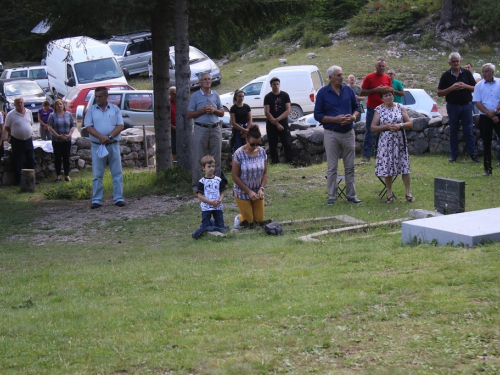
[170,47,207,65]
[108,43,126,56]
[74,58,124,84]
[5,81,44,96]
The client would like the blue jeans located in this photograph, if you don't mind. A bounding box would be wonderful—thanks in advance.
[91,142,123,204]
[192,210,225,238]
[363,107,375,158]
[446,103,477,159]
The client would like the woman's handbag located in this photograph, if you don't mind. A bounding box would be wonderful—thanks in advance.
[264,221,283,235]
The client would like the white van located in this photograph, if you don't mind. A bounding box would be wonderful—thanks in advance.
[46,36,128,98]
[219,65,324,121]
[0,66,49,91]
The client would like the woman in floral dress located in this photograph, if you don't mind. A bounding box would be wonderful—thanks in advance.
[371,86,416,203]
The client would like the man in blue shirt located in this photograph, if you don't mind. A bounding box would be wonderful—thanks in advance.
[84,86,125,209]
[314,65,362,205]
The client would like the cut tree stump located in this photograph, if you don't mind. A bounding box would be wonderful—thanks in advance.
[20,169,36,192]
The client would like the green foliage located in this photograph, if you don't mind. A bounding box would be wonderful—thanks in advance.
[349,0,427,36]
[468,0,500,40]
[302,28,332,48]
[419,30,438,49]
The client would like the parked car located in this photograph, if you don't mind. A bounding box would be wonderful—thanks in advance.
[0,78,53,116]
[148,45,221,89]
[76,89,230,135]
[62,83,135,116]
[219,65,324,122]
[0,65,49,91]
[108,30,152,76]
[46,36,128,99]
[290,88,440,130]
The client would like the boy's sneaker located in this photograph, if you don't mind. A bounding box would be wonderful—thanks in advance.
[234,214,241,227]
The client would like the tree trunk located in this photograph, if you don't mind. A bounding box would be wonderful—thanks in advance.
[438,0,453,28]
[151,1,172,173]
[174,0,192,173]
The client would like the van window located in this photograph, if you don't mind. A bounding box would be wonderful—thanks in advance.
[125,93,152,111]
[29,68,47,80]
[108,94,122,106]
[74,58,123,84]
[310,71,323,90]
[10,70,28,78]
[242,82,263,96]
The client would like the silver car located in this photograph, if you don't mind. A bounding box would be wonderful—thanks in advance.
[148,46,221,89]
[108,31,152,76]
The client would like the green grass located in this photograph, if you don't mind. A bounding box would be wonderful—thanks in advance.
[1,155,500,374]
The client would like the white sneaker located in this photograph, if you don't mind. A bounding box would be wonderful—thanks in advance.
[234,214,241,227]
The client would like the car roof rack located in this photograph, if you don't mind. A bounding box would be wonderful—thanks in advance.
[110,30,151,43]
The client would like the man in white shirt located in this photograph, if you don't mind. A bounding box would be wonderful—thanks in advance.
[4,97,35,185]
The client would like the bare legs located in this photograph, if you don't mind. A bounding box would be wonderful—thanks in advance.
[386,174,415,202]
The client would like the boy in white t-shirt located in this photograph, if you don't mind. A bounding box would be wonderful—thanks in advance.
[192,155,227,239]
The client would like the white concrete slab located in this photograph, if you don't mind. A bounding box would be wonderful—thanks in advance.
[402,207,500,247]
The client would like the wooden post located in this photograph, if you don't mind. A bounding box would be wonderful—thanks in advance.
[20,169,36,192]
[143,125,148,167]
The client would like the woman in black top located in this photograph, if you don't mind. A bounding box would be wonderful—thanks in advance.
[229,90,253,153]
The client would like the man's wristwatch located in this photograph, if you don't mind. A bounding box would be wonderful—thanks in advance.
[108,134,114,140]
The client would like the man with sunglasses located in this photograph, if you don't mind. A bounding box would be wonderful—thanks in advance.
[387,70,404,104]
[188,72,224,192]
[314,65,362,205]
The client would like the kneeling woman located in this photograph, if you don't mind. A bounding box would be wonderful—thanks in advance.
[232,125,268,226]
[371,86,415,203]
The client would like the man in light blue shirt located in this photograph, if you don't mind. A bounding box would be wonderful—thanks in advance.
[188,72,224,191]
[472,63,500,176]
[84,86,125,209]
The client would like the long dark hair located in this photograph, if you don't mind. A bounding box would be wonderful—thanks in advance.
[233,89,244,104]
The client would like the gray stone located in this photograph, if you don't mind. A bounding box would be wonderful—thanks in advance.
[305,142,325,155]
[76,137,91,149]
[434,177,465,214]
[424,127,440,138]
[429,138,448,153]
[70,145,78,155]
[402,207,500,247]
[408,139,428,155]
[77,149,92,160]
[130,143,142,152]
[441,116,449,125]
[405,130,419,141]
[409,209,443,219]
[120,145,132,154]
[294,129,315,143]
[473,114,480,126]
[292,139,304,150]
[279,59,287,65]
[412,117,430,132]
[407,109,427,118]
[354,121,366,133]
[77,159,86,169]
[306,52,317,59]
[123,152,138,160]
[427,117,442,128]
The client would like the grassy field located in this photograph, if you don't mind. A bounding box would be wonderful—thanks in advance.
[1,154,500,374]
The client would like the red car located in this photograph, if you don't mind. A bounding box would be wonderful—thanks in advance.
[62,83,134,115]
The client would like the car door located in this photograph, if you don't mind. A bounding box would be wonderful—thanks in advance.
[122,92,154,130]
[241,81,264,116]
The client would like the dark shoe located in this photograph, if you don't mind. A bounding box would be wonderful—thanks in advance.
[91,203,101,209]
[347,196,363,204]
[327,198,336,205]
[406,195,416,202]
[55,176,61,182]
[386,195,395,204]
[483,170,492,176]
[65,176,71,182]
[448,157,457,162]
[471,155,480,163]
[115,201,126,207]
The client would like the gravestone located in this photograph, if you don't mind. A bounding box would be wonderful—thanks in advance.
[434,177,465,214]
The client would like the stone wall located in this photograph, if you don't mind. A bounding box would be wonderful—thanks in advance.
[0,128,155,186]
[221,113,497,169]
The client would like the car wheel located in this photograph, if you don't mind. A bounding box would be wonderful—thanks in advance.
[288,105,303,122]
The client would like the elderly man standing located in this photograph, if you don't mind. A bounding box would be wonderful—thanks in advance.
[360,57,392,162]
[188,72,224,191]
[314,65,362,205]
[84,86,125,209]
[438,52,479,163]
[472,63,500,176]
[4,97,35,185]
[387,69,405,104]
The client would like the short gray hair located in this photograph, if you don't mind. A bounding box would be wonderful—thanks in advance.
[199,72,212,79]
[448,52,461,62]
[327,65,342,77]
[482,63,495,74]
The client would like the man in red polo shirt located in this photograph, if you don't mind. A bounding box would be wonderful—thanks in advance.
[360,57,392,162]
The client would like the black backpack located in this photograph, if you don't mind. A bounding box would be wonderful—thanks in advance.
[264,221,283,235]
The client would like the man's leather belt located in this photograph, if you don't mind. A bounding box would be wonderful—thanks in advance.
[195,122,218,128]
[325,127,352,133]
[92,141,117,145]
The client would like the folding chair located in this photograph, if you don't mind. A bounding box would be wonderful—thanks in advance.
[337,175,347,200]
[378,175,398,199]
